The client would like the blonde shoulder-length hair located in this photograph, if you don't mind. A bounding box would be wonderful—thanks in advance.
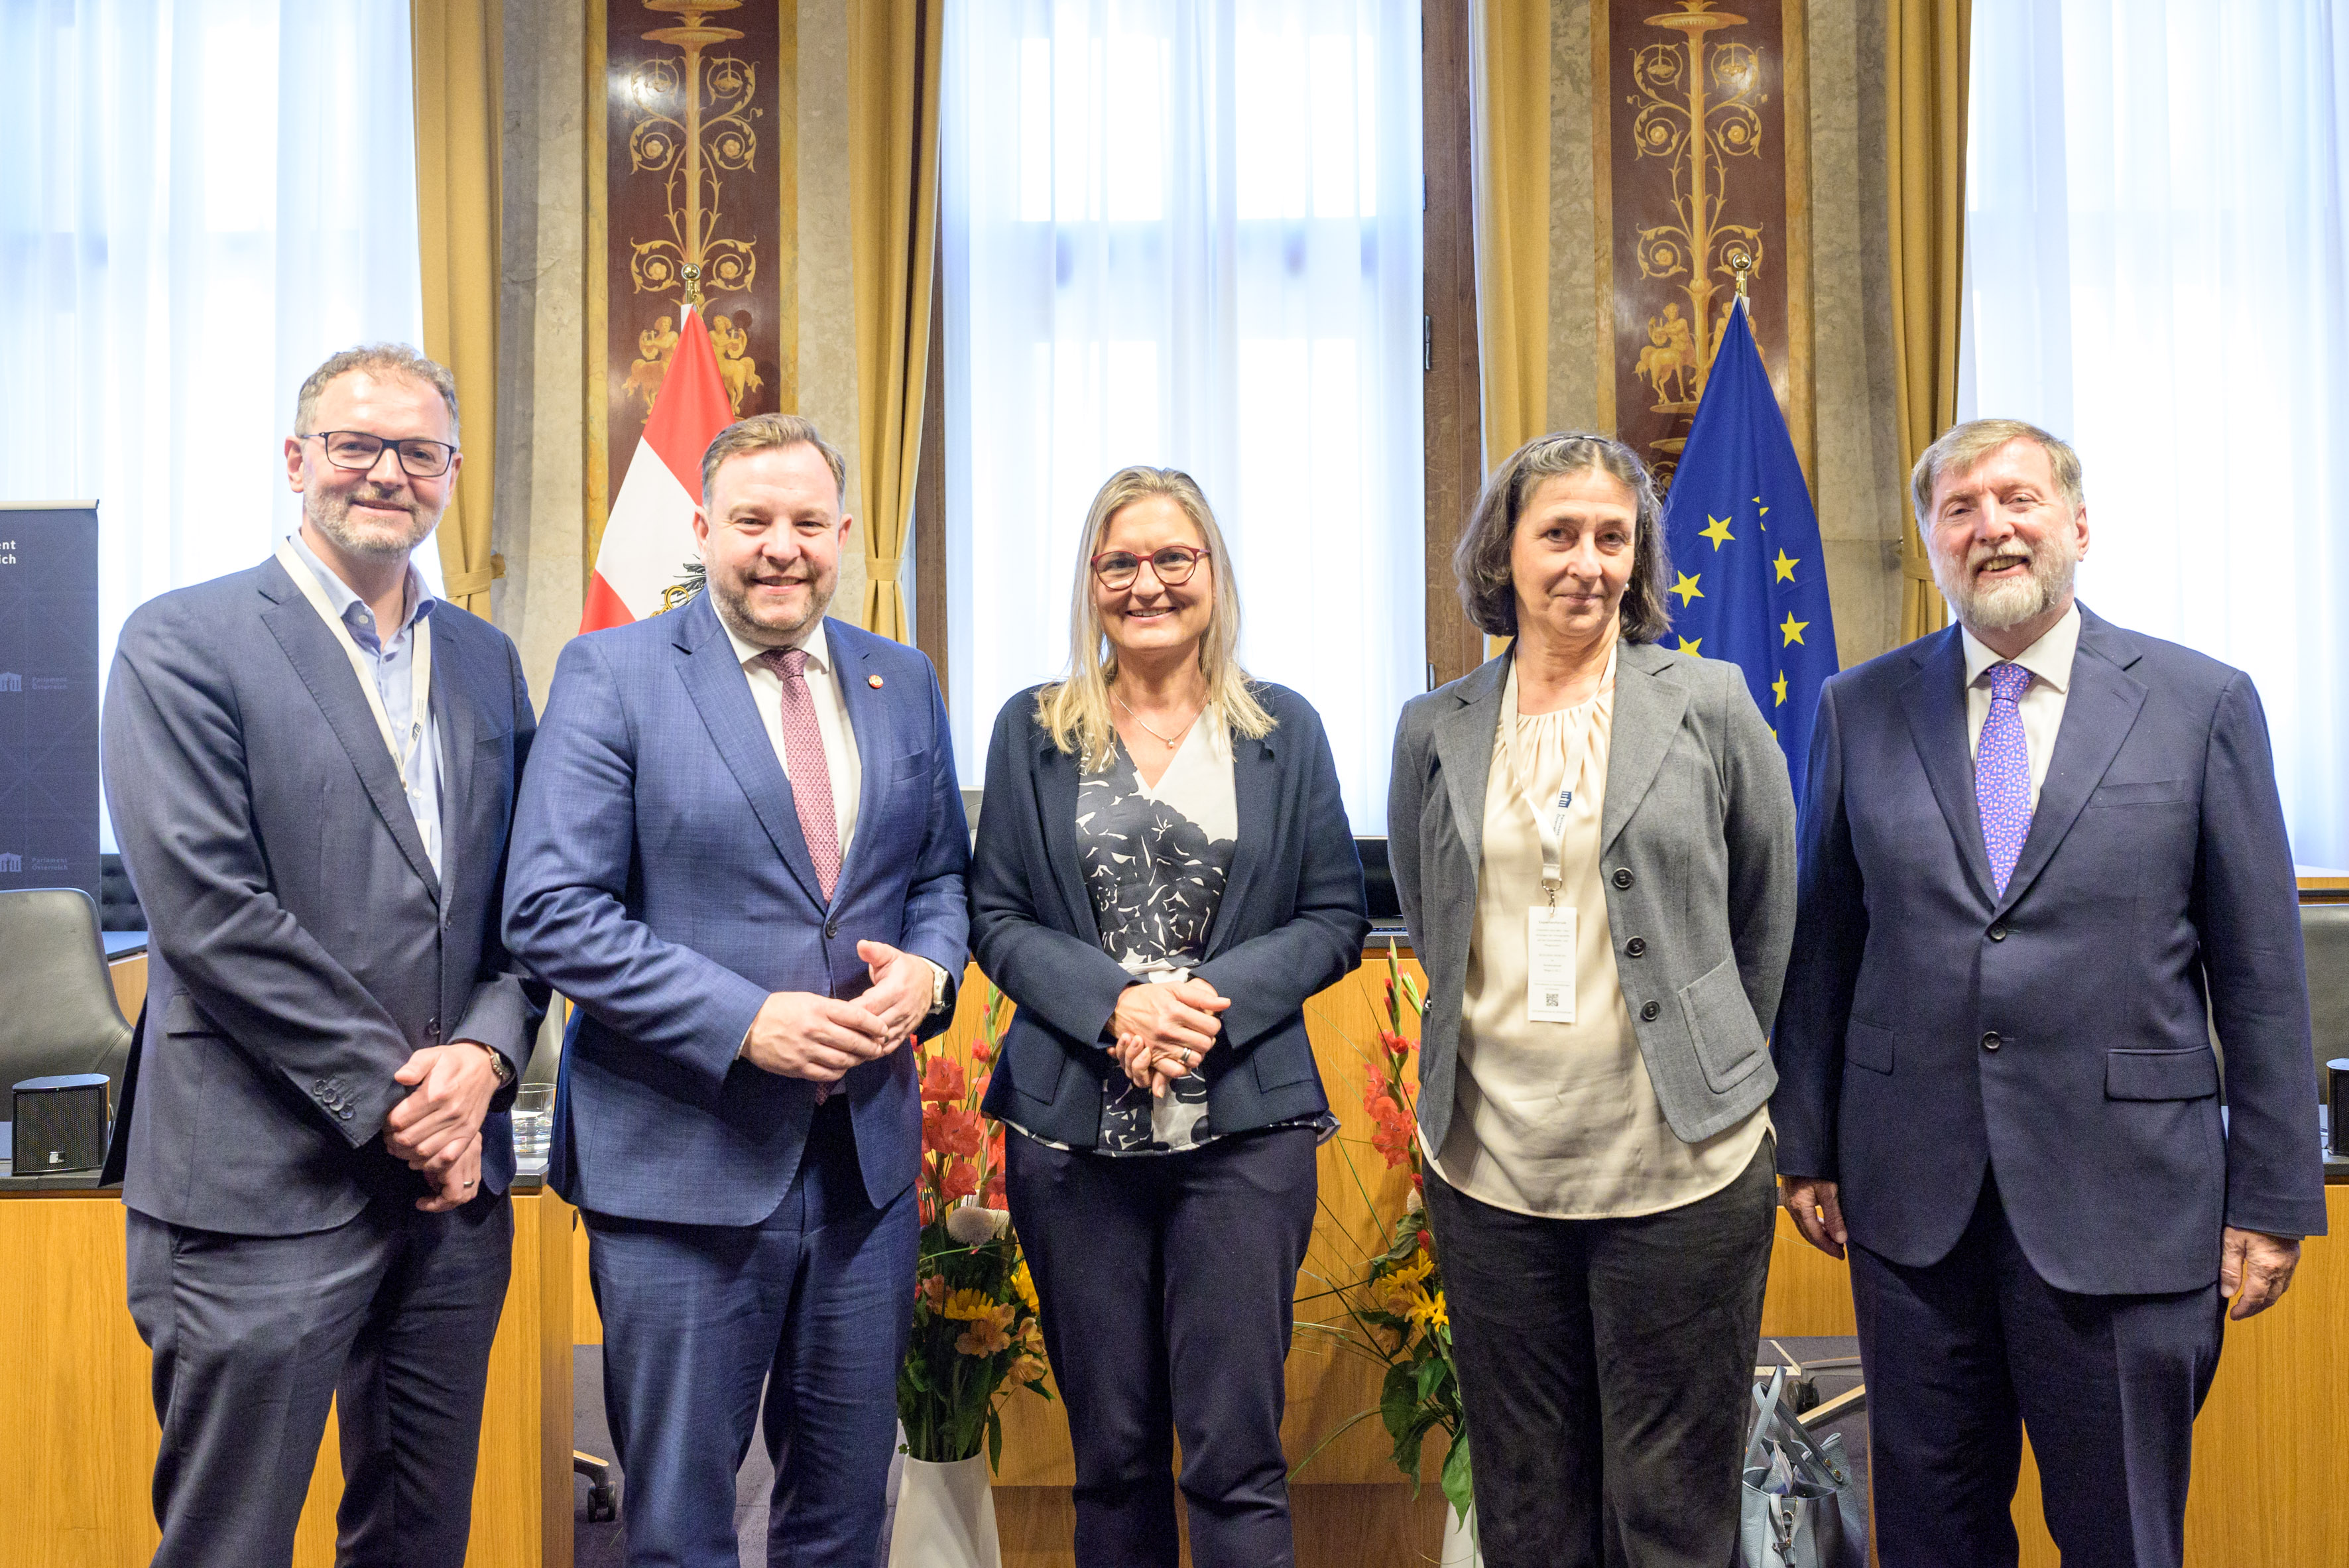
[1036,465,1275,768]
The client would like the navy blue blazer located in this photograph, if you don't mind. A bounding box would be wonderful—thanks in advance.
[102,558,543,1234]
[971,683,1370,1147]
[502,597,969,1224]
[1772,607,2326,1296]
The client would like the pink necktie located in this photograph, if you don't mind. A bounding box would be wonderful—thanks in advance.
[758,647,841,903]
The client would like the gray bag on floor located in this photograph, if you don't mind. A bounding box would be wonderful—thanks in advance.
[1738,1367,1865,1568]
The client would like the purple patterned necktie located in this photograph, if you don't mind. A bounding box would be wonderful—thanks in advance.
[757,647,841,902]
[1976,662,2034,896]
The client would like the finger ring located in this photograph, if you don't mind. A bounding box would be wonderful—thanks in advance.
[461,1179,475,1187]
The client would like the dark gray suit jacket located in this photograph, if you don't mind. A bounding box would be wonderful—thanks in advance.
[1773,609,2326,1295]
[1388,638,1797,1154]
[101,556,544,1235]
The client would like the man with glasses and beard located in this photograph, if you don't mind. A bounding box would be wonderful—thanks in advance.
[503,413,968,1567]
[1771,419,2325,1568]
[102,344,544,1567]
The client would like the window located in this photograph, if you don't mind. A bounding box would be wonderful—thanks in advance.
[0,0,436,675]
[1960,0,2349,867]
[941,0,1425,829]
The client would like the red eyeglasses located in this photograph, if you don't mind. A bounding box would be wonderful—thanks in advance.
[1090,546,1207,591]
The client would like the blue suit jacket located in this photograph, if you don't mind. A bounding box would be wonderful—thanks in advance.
[502,596,970,1224]
[969,683,1368,1146]
[1772,607,2326,1295]
[101,558,542,1234]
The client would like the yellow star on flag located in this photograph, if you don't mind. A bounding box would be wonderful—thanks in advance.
[1675,635,1703,656]
[1772,549,1799,583]
[1772,672,1788,707]
[1755,497,1770,531]
[1699,514,1736,550]
[1670,571,1704,605]
[1779,612,1809,646]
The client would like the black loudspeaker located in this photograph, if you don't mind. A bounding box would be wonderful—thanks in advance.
[12,1073,110,1174]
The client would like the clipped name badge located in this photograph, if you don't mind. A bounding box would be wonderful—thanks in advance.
[1526,905,1576,1023]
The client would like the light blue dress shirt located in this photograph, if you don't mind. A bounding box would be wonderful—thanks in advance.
[286,532,446,877]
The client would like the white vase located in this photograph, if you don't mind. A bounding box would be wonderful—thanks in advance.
[1438,1500,1484,1568]
[886,1452,1002,1568]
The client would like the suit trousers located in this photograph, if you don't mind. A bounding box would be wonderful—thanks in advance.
[1004,1124,1319,1568]
[1852,1170,2224,1568]
[584,1095,918,1568]
[1423,1138,1776,1568]
[125,1192,514,1568]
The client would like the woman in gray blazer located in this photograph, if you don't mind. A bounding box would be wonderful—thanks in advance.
[1386,432,1795,1568]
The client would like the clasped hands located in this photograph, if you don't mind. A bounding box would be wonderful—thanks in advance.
[1108,978,1233,1098]
[739,940,936,1084]
[385,1041,504,1213]
[1779,1176,2302,1321]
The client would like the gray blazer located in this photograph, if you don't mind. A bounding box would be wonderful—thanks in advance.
[101,556,544,1235]
[1386,639,1797,1154]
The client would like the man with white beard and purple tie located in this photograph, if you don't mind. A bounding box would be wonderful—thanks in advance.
[1771,418,2324,1568]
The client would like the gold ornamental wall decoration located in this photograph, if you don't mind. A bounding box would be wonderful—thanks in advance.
[590,0,794,561]
[1596,0,1812,493]
[624,1,760,316]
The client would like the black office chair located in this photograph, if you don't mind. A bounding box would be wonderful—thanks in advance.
[2303,900,2349,1136]
[0,888,136,1099]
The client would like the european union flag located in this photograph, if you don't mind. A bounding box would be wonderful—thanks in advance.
[1659,298,1838,805]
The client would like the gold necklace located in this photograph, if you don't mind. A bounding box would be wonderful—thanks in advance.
[1112,691,1201,749]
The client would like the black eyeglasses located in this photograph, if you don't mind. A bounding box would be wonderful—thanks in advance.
[1090,545,1207,591]
[300,430,458,478]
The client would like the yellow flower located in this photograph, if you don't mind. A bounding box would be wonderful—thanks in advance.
[942,1288,999,1321]
[1406,1288,1449,1334]
[1011,1259,1039,1314]
[1008,1351,1050,1386]
[1384,1252,1434,1290]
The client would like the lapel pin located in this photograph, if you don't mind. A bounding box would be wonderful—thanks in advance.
[868,674,884,688]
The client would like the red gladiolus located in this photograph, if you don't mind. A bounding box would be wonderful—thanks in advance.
[982,1170,1007,1208]
[940,1158,980,1203]
[1417,1228,1433,1256]
[921,1055,966,1104]
[936,1107,985,1158]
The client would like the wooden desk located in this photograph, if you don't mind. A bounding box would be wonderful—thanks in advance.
[0,1181,575,1568]
[2,938,577,1568]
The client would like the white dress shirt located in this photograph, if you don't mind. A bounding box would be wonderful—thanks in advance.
[719,614,863,857]
[1960,601,2082,813]
[284,531,446,874]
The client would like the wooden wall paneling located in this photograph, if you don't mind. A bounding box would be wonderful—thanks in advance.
[1422,0,1487,691]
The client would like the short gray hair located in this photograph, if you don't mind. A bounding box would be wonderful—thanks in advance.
[700,413,849,509]
[1910,418,2085,525]
[1453,431,1675,642]
[295,344,459,440]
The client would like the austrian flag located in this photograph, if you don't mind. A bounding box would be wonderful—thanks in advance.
[580,308,735,632]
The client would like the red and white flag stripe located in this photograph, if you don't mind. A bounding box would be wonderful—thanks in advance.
[580,308,736,632]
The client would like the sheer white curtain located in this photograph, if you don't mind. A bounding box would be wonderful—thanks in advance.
[0,0,434,682]
[1960,0,2349,867]
[941,0,1424,829]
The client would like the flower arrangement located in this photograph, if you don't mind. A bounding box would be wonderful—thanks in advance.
[1296,941,1473,1524]
[899,982,1052,1466]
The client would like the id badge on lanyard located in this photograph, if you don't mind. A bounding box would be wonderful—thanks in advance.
[1507,648,1612,1024]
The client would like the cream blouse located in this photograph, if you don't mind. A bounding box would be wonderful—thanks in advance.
[1427,654,1769,1219]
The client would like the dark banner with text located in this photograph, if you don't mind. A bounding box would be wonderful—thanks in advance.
[0,505,100,907]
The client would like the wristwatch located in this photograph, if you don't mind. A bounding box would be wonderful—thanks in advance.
[477,1042,515,1087]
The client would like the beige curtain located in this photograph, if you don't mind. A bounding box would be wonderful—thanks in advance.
[847,0,943,644]
[1470,0,1551,473]
[1888,0,1969,643]
[412,0,503,615]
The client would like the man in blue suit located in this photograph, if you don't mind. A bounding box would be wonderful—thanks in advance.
[504,412,968,1566]
[1774,419,2324,1568]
